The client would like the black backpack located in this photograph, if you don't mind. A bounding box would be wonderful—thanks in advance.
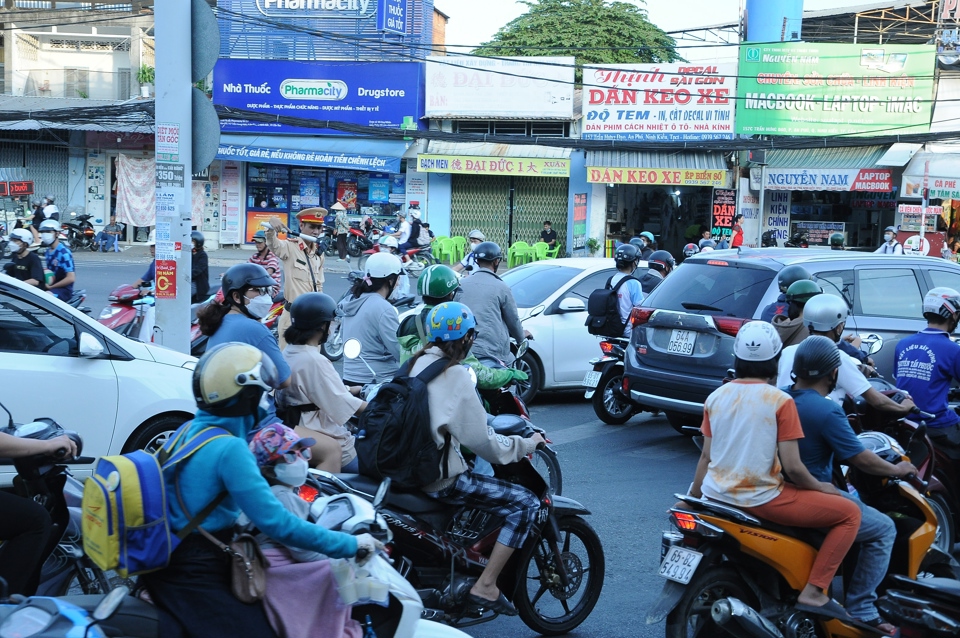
[585,275,637,337]
[354,358,451,490]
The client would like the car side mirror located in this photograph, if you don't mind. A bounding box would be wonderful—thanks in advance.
[79,332,104,358]
[557,298,586,313]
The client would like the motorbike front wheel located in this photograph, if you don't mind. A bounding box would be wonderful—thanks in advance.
[347,238,364,258]
[60,556,113,595]
[665,565,757,638]
[530,447,563,496]
[515,516,604,636]
[592,367,635,425]
[929,493,956,555]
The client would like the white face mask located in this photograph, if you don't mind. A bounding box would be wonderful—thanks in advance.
[40,231,56,246]
[12,241,27,254]
[884,234,894,242]
[246,293,273,319]
[273,457,308,487]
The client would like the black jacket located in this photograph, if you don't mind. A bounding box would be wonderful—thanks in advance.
[192,249,210,303]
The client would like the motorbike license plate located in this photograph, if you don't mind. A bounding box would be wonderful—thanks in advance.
[667,329,696,356]
[582,371,602,388]
[658,546,702,584]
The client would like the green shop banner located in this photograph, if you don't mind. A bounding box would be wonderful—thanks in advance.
[736,43,936,136]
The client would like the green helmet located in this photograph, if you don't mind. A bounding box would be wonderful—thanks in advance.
[785,279,822,305]
[417,264,460,299]
[829,232,845,247]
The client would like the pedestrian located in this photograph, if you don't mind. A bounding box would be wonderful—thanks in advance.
[38,219,75,302]
[191,231,210,303]
[96,214,123,252]
[332,201,350,262]
[266,208,326,349]
[540,220,557,249]
[731,213,745,248]
[249,230,282,297]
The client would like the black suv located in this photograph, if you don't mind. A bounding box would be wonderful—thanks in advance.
[623,248,960,432]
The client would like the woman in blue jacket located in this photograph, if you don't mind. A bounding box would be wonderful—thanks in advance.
[141,342,381,638]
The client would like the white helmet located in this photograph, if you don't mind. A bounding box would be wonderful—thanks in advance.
[146,229,156,247]
[733,321,782,361]
[365,252,402,279]
[38,219,60,233]
[468,229,485,241]
[10,228,33,245]
[700,246,714,253]
[923,287,960,320]
[378,235,398,249]
[409,208,421,220]
[803,294,848,332]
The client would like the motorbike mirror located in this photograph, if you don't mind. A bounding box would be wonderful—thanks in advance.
[859,334,883,356]
[343,339,362,360]
[78,333,104,358]
[92,585,129,621]
[527,305,546,319]
[372,478,391,510]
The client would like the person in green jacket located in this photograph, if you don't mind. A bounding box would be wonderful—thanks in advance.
[398,264,527,390]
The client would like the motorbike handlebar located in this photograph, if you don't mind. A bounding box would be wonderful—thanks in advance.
[903,473,928,492]
[910,408,937,421]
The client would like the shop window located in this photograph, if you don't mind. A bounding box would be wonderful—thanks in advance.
[529,122,568,137]
[812,269,854,308]
[456,120,492,135]
[857,268,922,319]
[492,122,527,136]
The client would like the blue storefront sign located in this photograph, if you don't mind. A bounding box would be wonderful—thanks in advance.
[377,0,409,34]
[368,175,391,202]
[214,59,424,136]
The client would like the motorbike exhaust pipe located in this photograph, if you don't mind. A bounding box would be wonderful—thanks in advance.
[711,598,783,638]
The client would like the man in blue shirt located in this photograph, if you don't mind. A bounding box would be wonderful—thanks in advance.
[787,336,916,634]
[895,287,960,456]
[37,219,75,302]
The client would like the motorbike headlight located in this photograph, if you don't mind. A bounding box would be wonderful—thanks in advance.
[99,307,122,319]
[0,607,54,638]
[858,431,905,463]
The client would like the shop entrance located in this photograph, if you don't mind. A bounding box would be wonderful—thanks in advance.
[450,174,568,251]
[605,184,715,255]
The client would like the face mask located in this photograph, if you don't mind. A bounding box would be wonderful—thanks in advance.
[246,293,273,319]
[274,456,308,487]
[40,232,56,246]
[884,234,894,242]
[12,241,26,255]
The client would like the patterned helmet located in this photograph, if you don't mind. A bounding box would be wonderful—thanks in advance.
[249,423,314,468]
[733,321,782,361]
[426,302,477,342]
[922,287,960,320]
[683,243,699,258]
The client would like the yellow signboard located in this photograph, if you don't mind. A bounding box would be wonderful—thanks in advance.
[418,155,570,177]
[587,167,727,187]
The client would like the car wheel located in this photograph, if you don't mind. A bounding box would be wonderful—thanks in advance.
[515,352,542,405]
[122,414,190,454]
[665,411,701,436]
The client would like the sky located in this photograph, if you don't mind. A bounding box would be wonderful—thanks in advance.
[433,0,862,61]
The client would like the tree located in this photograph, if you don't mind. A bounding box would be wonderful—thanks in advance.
[474,0,679,69]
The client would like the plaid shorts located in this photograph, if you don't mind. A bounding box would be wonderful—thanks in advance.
[429,471,541,549]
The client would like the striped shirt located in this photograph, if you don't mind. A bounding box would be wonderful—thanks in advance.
[249,250,282,295]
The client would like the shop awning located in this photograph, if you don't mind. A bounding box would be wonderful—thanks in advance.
[584,150,728,187]
[216,134,411,173]
[746,145,896,192]
[745,145,890,169]
[417,141,572,177]
[901,150,960,199]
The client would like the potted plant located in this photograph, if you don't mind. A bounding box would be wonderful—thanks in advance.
[137,64,155,97]
[586,237,603,257]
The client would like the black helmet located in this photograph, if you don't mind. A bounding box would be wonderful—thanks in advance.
[829,232,844,247]
[473,241,502,262]
[777,265,811,293]
[222,263,275,303]
[289,292,338,332]
[629,237,644,250]
[785,280,822,305]
[191,230,205,248]
[761,230,778,248]
[792,335,842,380]
[614,243,640,266]
[647,250,676,272]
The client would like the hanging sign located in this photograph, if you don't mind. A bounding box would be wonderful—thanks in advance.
[418,155,570,177]
[586,167,727,186]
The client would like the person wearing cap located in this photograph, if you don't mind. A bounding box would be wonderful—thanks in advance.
[331,201,350,262]
[247,423,367,638]
[249,231,281,297]
[453,229,486,274]
[266,207,326,349]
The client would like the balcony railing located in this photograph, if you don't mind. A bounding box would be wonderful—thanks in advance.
[13,68,143,100]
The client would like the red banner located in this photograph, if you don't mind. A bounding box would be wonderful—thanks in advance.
[155,260,177,299]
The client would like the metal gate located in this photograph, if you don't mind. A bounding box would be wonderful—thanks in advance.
[450,174,568,253]
[0,141,68,205]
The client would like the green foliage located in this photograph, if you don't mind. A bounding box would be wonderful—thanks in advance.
[475,0,679,73]
[586,237,603,254]
[137,65,155,86]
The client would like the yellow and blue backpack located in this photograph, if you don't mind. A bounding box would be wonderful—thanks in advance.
[81,423,230,577]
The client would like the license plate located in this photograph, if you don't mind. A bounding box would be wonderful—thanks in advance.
[658,546,702,584]
[582,371,602,388]
[667,329,697,356]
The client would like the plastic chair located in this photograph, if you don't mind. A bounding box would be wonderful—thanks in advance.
[531,241,550,261]
[437,237,458,265]
[451,236,467,263]
[431,235,448,260]
[508,241,534,268]
[544,242,561,259]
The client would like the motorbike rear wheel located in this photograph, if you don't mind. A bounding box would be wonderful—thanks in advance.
[60,557,112,595]
[515,516,604,636]
[592,367,635,425]
[322,320,344,361]
[665,565,756,638]
[929,493,956,555]
[347,238,364,258]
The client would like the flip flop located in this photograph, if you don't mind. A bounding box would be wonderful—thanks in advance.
[794,601,887,635]
[465,592,518,617]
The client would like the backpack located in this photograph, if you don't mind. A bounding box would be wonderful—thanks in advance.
[354,358,452,490]
[81,423,230,577]
[417,225,431,246]
[585,275,637,337]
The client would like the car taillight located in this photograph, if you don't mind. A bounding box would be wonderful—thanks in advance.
[297,484,319,503]
[630,308,654,327]
[599,341,615,354]
[714,317,750,337]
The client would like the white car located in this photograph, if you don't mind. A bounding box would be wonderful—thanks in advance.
[502,258,641,403]
[0,273,197,485]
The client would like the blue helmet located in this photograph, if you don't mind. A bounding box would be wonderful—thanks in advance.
[426,302,477,343]
[640,231,655,243]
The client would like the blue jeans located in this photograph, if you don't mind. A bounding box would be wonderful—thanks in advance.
[96,232,118,251]
[843,491,895,620]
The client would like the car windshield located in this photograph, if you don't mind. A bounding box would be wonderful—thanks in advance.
[501,265,582,308]
[643,262,775,318]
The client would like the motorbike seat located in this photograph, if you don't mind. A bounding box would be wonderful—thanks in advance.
[680,495,826,549]
[60,594,160,638]
[487,414,533,437]
[337,473,445,514]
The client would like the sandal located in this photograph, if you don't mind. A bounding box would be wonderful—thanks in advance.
[795,601,887,635]
[465,592,518,617]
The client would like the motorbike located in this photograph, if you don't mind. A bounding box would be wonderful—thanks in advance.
[65,288,90,315]
[347,222,375,258]
[99,284,214,357]
[304,451,604,635]
[784,231,809,248]
[61,213,96,252]
[647,427,953,638]
[583,337,640,425]
[876,573,960,637]
[0,400,110,597]
[358,242,437,276]
[761,230,779,248]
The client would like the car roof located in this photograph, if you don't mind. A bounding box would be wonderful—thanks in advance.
[683,247,959,270]
[510,257,644,272]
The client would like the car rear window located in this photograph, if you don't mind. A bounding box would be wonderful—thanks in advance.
[642,262,776,318]
[501,265,582,308]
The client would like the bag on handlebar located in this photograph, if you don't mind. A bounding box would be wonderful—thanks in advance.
[354,358,451,489]
[81,423,230,577]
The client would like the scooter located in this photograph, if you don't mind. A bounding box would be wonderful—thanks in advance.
[583,337,639,425]
[876,574,960,637]
[60,213,95,252]
[648,428,952,638]
[347,222,374,258]
[358,242,437,275]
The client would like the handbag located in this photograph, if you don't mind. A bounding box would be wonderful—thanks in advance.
[199,528,270,604]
